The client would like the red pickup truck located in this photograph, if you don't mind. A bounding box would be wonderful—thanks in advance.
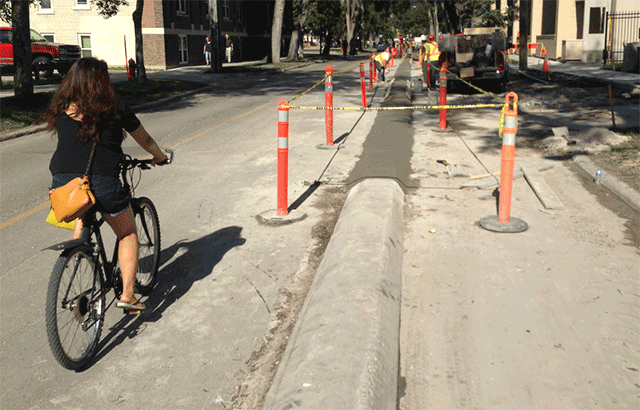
[0,27,81,78]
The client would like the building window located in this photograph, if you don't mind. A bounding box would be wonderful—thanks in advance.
[177,0,187,15]
[179,35,188,63]
[79,34,92,57]
[42,33,55,42]
[74,0,90,10]
[223,0,230,20]
[0,30,12,44]
[588,7,605,34]
[38,0,54,14]
[541,0,557,35]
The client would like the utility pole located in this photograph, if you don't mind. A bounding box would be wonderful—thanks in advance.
[208,0,222,72]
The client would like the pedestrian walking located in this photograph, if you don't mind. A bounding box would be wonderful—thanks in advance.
[204,37,212,66]
[225,34,234,63]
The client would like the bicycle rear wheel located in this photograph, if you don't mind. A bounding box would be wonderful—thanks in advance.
[45,247,105,370]
[133,197,161,294]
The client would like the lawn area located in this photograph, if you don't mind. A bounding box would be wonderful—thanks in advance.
[0,79,208,134]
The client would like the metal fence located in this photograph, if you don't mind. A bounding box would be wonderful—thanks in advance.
[604,11,640,64]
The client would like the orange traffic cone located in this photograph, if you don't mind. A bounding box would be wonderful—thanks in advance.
[542,54,549,73]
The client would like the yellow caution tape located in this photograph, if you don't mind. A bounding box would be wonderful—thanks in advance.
[443,67,505,102]
[498,102,518,139]
[289,63,362,103]
[286,103,503,111]
[289,76,326,103]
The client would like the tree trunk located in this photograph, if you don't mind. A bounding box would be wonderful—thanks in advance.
[12,0,32,99]
[208,0,222,72]
[518,0,528,70]
[132,0,147,83]
[287,0,311,60]
[271,0,285,63]
[322,33,333,56]
[344,0,360,55]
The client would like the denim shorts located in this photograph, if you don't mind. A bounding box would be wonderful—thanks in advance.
[52,173,131,216]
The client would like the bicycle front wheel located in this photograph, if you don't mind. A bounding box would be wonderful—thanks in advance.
[45,247,105,370]
[133,197,161,294]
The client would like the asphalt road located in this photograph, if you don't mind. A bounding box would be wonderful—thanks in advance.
[0,59,379,409]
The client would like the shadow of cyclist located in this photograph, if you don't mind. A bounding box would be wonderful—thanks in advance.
[83,226,246,371]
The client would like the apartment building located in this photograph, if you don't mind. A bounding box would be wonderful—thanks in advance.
[505,0,638,62]
[28,0,283,70]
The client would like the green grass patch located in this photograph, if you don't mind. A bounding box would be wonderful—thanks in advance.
[600,62,624,71]
[1,79,207,134]
[1,73,65,89]
[609,130,640,160]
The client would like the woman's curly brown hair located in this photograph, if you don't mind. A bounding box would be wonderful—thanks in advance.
[43,57,124,142]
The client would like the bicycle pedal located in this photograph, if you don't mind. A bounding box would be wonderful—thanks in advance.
[124,309,142,315]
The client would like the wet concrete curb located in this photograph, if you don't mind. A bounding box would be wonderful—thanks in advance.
[262,178,404,410]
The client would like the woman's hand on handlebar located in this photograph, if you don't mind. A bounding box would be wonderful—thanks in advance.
[151,153,168,166]
[152,149,173,166]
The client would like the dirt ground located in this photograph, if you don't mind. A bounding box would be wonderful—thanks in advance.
[507,71,639,193]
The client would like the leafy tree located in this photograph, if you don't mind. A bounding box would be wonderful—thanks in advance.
[342,0,362,54]
[457,0,509,28]
[307,0,344,55]
[287,0,311,60]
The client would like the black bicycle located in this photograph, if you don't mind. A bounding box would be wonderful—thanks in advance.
[44,149,173,370]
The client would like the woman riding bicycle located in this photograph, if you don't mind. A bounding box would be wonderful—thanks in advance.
[45,57,168,313]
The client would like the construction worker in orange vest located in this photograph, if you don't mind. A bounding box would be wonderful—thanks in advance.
[422,34,440,88]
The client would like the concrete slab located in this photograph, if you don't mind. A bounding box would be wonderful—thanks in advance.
[262,178,404,410]
[521,165,564,209]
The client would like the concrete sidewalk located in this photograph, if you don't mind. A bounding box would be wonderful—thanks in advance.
[399,57,639,409]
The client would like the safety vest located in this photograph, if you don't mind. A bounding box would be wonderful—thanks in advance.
[375,52,390,65]
[424,41,440,62]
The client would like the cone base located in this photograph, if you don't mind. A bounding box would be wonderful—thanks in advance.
[479,215,528,233]
[258,209,307,225]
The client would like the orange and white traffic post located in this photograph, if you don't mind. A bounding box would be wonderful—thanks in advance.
[439,63,447,130]
[369,57,374,91]
[325,65,334,146]
[479,92,528,233]
[277,100,289,216]
[359,62,367,108]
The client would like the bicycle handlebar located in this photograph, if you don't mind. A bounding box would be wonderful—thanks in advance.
[121,149,174,170]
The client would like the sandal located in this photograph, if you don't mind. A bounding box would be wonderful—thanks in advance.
[116,299,146,313]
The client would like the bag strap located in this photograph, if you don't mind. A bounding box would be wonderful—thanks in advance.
[84,141,97,177]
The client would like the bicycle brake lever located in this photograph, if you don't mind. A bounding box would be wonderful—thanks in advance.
[163,149,174,165]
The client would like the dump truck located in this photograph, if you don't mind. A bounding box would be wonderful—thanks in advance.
[436,27,510,92]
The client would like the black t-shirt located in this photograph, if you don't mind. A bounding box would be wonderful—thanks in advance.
[226,38,232,48]
[49,108,141,178]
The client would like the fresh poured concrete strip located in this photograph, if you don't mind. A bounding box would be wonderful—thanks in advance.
[262,178,404,410]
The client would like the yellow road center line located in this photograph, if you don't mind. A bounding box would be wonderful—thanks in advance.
[1,98,283,231]
[0,202,50,231]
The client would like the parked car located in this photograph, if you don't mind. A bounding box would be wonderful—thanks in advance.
[0,27,81,78]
